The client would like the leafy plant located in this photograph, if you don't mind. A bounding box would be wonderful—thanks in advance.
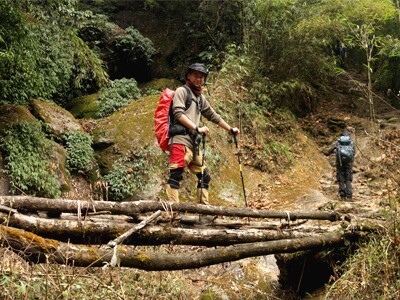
[78,13,156,80]
[0,121,61,197]
[64,131,96,173]
[0,0,107,105]
[97,78,142,117]
[104,146,156,201]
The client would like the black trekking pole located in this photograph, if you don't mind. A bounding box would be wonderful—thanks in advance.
[199,133,206,204]
[233,133,248,207]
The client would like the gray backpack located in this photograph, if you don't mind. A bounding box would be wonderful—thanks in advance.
[336,135,354,164]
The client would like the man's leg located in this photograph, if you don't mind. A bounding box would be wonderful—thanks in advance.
[167,144,186,202]
[337,165,346,199]
[344,163,353,199]
[167,167,183,202]
[188,151,211,205]
[196,167,211,205]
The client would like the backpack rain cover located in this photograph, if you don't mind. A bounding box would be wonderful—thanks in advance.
[154,88,174,151]
[336,135,354,164]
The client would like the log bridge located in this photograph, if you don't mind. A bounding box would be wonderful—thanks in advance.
[0,196,383,271]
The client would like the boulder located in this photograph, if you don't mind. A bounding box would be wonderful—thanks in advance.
[68,93,100,119]
[0,104,37,131]
[0,155,10,195]
[50,141,72,193]
[30,99,82,137]
[139,78,182,94]
[0,103,73,195]
[91,94,159,172]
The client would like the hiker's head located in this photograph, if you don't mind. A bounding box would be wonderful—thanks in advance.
[341,129,349,136]
[186,63,209,87]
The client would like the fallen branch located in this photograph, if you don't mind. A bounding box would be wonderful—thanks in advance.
[106,210,162,248]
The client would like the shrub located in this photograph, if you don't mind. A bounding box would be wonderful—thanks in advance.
[327,232,400,299]
[104,146,155,201]
[0,121,61,197]
[97,78,142,118]
[64,131,96,173]
[0,1,107,105]
[78,14,156,80]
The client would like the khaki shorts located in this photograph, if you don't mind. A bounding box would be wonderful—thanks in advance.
[169,144,205,174]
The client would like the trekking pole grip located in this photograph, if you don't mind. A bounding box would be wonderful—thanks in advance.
[232,132,239,148]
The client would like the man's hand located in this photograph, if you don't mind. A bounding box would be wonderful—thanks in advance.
[230,127,240,135]
[197,126,209,134]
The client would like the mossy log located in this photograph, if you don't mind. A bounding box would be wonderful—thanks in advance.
[0,211,322,246]
[0,196,342,221]
[0,225,353,270]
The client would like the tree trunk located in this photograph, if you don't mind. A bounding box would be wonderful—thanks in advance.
[0,225,352,270]
[0,196,341,221]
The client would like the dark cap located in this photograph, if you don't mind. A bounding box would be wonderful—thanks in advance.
[185,63,209,79]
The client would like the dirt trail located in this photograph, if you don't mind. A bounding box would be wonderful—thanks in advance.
[250,72,400,219]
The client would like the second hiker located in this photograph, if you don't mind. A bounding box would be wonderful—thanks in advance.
[326,128,355,201]
[166,63,239,204]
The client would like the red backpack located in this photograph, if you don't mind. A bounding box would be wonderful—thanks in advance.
[154,86,196,151]
[154,88,175,151]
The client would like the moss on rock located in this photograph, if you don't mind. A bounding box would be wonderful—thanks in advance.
[92,94,160,172]
[68,93,100,119]
[30,99,82,137]
[0,104,37,131]
[50,141,71,193]
[140,78,182,93]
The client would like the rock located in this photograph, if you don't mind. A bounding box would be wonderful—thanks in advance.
[0,104,37,131]
[91,94,160,172]
[0,155,10,195]
[68,93,100,119]
[50,141,71,193]
[30,99,82,137]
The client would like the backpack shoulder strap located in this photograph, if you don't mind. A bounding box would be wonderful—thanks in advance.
[182,85,206,113]
[182,85,193,110]
[199,94,205,111]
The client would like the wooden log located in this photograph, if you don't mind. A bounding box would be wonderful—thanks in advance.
[71,213,307,230]
[106,210,162,248]
[0,196,342,221]
[0,211,319,246]
[0,225,353,270]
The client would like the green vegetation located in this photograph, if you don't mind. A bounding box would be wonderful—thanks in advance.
[97,78,142,118]
[78,13,156,80]
[64,131,96,173]
[327,218,400,299]
[0,256,194,299]
[0,0,107,105]
[104,146,156,201]
[0,122,61,198]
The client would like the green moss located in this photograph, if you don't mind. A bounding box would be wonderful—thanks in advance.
[51,141,71,193]
[30,99,82,136]
[140,78,182,93]
[200,290,224,300]
[68,92,100,119]
[93,94,159,160]
[0,104,37,131]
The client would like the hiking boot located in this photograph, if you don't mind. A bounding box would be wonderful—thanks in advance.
[346,196,353,202]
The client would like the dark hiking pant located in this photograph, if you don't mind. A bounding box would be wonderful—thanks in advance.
[336,162,353,198]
